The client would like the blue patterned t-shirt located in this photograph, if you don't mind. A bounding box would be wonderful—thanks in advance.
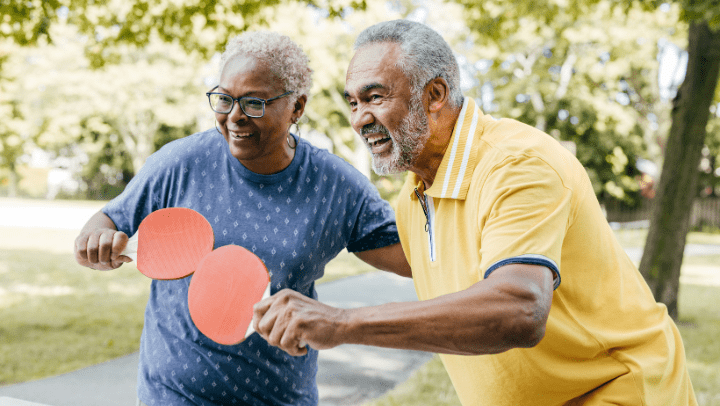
[103,129,399,406]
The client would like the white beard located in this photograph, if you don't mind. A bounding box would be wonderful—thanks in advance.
[371,95,430,175]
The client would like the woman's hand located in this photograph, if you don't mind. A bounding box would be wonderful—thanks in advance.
[74,211,132,271]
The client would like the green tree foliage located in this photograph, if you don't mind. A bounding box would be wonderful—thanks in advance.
[69,0,285,68]
[0,39,33,196]
[4,0,715,214]
[664,0,720,201]
[1,0,379,199]
[9,21,205,198]
[457,1,685,206]
[456,0,720,319]
[698,98,720,199]
[1,0,367,65]
[679,0,720,29]
[1,0,60,45]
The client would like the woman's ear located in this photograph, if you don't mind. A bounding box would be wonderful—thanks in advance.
[292,94,308,123]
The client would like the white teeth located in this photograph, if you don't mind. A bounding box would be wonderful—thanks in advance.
[230,131,252,139]
[366,135,390,146]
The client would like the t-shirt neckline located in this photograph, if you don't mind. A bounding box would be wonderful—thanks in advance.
[219,131,305,184]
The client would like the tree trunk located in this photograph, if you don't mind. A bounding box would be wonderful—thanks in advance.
[639,21,720,320]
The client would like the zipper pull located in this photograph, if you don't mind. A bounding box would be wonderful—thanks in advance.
[414,188,430,233]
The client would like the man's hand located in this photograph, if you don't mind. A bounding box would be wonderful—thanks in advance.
[74,211,132,270]
[253,289,348,356]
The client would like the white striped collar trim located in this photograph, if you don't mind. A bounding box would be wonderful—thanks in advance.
[426,97,481,200]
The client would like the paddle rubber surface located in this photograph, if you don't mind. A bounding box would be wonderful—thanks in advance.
[188,244,271,346]
[121,207,214,280]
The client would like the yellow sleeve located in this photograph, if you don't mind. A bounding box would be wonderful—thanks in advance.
[477,156,572,289]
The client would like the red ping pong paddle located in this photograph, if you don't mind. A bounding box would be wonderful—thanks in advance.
[188,244,271,346]
[120,207,215,280]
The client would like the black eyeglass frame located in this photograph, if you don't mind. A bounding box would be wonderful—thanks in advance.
[206,87,294,118]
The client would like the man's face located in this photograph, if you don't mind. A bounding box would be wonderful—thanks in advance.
[344,42,430,175]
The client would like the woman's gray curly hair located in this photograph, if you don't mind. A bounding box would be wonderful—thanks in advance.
[219,31,313,101]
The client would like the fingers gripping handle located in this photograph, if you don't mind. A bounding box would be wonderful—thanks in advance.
[244,285,307,350]
[120,232,139,262]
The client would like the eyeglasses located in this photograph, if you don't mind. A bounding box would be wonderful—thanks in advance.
[206,87,294,118]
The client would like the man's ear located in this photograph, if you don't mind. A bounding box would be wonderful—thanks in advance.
[425,77,450,114]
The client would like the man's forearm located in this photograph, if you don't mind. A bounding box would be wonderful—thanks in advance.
[337,265,553,355]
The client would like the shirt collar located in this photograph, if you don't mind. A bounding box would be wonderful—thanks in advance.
[411,97,482,201]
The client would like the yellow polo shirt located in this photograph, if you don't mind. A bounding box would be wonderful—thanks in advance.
[396,97,696,405]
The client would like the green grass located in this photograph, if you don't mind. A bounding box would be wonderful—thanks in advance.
[677,284,720,406]
[364,355,461,406]
[0,248,150,385]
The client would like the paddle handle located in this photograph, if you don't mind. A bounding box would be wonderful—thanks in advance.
[119,232,139,262]
[244,284,272,338]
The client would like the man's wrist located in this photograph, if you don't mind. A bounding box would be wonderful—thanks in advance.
[334,308,363,346]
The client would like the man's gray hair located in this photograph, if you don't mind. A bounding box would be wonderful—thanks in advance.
[219,31,313,100]
[354,20,463,107]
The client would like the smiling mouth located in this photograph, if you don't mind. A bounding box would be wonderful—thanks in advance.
[228,130,255,140]
[365,134,391,147]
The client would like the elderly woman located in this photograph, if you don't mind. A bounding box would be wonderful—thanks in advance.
[74,31,410,406]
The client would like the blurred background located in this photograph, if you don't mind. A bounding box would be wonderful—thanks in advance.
[1,0,720,404]
[1,0,718,215]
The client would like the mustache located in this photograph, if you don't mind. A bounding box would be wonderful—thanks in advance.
[361,124,390,136]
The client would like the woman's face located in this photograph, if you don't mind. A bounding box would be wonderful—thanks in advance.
[215,54,305,174]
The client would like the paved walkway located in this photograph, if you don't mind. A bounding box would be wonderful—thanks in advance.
[0,272,431,406]
[0,198,103,230]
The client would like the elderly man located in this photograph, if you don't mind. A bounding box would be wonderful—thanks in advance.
[254,20,697,405]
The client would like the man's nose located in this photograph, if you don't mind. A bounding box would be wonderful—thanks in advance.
[351,106,374,135]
